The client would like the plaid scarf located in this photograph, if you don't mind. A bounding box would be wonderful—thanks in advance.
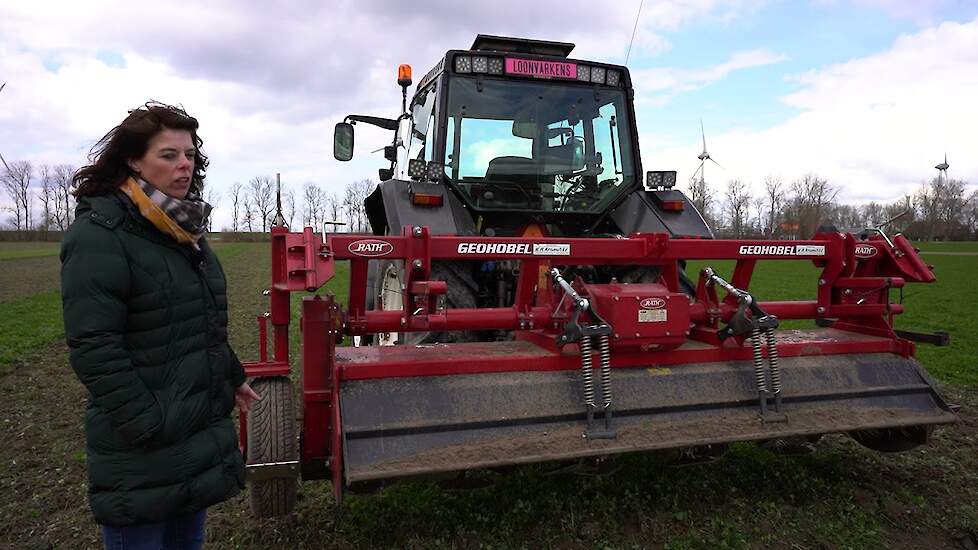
[120,177,212,249]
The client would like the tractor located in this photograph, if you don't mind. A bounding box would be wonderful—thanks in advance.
[238,35,956,517]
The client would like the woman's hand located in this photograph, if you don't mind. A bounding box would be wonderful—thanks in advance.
[235,382,261,413]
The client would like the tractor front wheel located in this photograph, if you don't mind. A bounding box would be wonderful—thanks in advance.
[246,377,298,517]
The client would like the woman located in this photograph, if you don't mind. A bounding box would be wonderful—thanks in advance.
[61,102,259,549]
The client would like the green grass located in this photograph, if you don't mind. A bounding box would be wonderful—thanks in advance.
[0,240,975,548]
[0,241,272,370]
[687,255,978,386]
[0,242,61,261]
[912,241,978,253]
[0,290,64,367]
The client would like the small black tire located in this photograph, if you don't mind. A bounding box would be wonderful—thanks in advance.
[849,425,932,453]
[246,377,298,517]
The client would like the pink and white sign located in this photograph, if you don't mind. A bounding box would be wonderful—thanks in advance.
[505,58,577,79]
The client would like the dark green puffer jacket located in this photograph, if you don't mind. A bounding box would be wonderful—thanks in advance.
[61,191,246,526]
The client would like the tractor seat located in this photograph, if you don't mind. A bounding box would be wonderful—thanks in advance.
[484,156,544,206]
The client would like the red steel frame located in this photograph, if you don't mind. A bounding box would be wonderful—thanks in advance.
[240,225,936,496]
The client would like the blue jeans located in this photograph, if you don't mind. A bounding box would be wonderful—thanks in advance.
[101,509,206,550]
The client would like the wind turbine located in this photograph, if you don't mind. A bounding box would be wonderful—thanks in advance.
[935,154,949,184]
[690,119,722,188]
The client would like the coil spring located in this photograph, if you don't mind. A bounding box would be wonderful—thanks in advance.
[764,329,782,394]
[580,336,596,407]
[598,334,612,408]
[751,327,767,393]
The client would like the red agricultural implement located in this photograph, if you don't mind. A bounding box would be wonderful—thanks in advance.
[239,224,956,517]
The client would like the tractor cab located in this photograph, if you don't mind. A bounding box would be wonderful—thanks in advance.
[336,35,642,220]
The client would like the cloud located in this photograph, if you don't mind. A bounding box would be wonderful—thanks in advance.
[816,0,963,24]
[632,48,787,106]
[0,0,757,228]
[648,17,978,205]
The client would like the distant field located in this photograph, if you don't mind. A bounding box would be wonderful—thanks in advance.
[0,240,975,549]
[0,241,61,261]
[913,240,978,253]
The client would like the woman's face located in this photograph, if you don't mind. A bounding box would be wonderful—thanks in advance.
[129,128,196,199]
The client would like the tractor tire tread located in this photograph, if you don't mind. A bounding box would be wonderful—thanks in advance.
[246,377,297,518]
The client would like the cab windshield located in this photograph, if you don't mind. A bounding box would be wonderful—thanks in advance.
[443,77,634,213]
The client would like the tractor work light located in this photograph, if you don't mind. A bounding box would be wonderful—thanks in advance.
[646,170,678,189]
[408,158,427,180]
[426,161,445,181]
[577,66,590,82]
[455,55,472,73]
[488,57,504,74]
[590,66,605,84]
[472,56,488,73]
[605,69,620,87]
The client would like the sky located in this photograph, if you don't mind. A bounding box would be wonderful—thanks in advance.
[1,0,977,229]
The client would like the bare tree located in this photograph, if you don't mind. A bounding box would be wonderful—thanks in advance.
[687,178,716,228]
[38,164,55,231]
[242,196,256,232]
[938,179,966,241]
[343,179,373,233]
[786,173,837,238]
[1,160,33,230]
[327,192,343,229]
[303,182,324,228]
[762,175,784,238]
[247,175,274,231]
[883,195,915,235]
[829,203,861,230]
[283,185,296,228]
[52,164,75,230]
[962,190,978,240]
[229,182,243,232]
[723,179,751,238]
[204,186,221,232]
[913,178,943,241]
[860,202,884,228]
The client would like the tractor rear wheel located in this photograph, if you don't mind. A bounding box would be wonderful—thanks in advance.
[246,377,298,517]
[371,260,480,345]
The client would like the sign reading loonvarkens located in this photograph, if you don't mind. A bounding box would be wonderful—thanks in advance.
[505,58,577,79]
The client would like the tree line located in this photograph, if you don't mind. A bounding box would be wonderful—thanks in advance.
[0,159,375,234]
[688,173,977,241]
[3,159,975,241]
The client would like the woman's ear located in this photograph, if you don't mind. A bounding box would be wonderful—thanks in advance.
[128,160,141,175]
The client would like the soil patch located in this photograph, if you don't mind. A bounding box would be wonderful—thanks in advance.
[0,256,62,304]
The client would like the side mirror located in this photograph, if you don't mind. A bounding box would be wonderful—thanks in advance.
[571,138,585,171]
[333,122,354,161]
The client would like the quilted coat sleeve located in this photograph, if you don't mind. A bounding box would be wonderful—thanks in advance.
[228,344,247,388]
[61,220,164,445]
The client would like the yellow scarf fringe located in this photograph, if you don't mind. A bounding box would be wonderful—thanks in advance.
[120,177,198,246]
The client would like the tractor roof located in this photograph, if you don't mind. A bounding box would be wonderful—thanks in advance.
[469,34,575,58]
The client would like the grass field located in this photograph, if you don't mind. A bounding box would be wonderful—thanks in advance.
[0,239,976,549]
[0,241,61,261]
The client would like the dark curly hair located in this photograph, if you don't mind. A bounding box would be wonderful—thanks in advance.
[73,101,208,197]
